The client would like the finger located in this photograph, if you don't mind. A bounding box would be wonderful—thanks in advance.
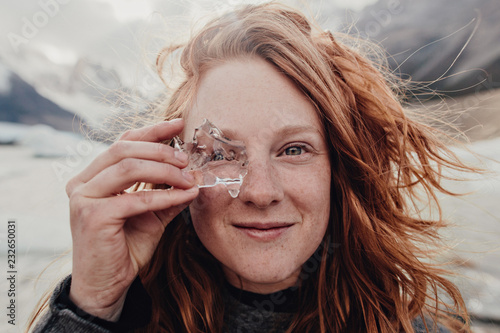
[83,158,195,197]
[105,187,199,222]
[119,118,184,142]
[72,140,189,188]
[66,119,185,197]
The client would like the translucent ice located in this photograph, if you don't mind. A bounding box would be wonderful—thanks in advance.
[173,119,248,198]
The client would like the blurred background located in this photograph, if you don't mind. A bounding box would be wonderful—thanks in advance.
[0,0,499,331]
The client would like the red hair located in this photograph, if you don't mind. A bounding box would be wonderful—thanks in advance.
[137,2,474,332]
[27,2,476,332]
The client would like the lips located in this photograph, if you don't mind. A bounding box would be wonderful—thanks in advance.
[233,222,295,241]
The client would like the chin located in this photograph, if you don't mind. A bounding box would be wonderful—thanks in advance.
[225,258,301,292]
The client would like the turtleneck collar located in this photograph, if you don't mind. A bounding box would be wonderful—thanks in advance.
[223,280,300,313]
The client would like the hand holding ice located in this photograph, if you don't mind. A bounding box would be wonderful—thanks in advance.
[173,119,248,198]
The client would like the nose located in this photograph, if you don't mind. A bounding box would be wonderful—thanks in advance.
[237,157,284,208]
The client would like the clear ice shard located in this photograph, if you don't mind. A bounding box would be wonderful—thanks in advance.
[173,119,248,198]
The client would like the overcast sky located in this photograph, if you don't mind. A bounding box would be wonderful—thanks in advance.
[0,0,377,124]
[0,0,376,66]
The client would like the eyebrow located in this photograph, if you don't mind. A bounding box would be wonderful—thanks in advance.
[275,125,323,137]
[220,125,324,141]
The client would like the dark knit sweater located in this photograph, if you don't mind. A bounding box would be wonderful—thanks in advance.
[33,275,449,332]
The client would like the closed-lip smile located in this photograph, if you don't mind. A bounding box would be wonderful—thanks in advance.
[233,222,295,241]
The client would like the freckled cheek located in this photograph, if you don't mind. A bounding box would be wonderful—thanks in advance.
[189,203,217,244]
[314,161,331,189]
[190,186,228,211]
[293,164,331,194]
[189,187,232,233]
[296,163,331,222]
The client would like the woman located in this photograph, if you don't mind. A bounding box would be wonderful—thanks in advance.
[31,2,474,332]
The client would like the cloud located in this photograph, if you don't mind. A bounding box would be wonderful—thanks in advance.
[0,0,377,125]
[0,0,132,61]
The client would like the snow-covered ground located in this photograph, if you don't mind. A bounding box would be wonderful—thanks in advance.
[0,123,106,332]
[0,122,498,332]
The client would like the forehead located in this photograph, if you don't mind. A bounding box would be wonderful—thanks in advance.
[182,57,323,141]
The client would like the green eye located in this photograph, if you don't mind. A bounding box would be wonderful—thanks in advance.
[285,146,303,156]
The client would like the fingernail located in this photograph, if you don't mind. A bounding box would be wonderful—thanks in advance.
[174,149,188,163]
[182,170,195,183]
[170,118,182,124]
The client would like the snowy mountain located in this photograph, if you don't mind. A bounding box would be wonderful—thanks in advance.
[0,65,85,133]
[0,0,498,137]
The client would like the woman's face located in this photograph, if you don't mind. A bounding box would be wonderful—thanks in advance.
[184,57,331,294]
